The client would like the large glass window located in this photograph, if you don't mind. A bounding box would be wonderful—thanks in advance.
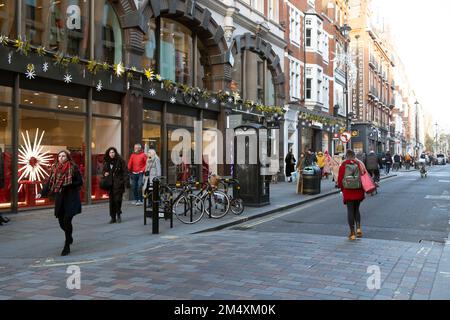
[23,0,89,59]
[0,86,12,105]
[142,18,210,88]
[19,108,86,209]
[143,123,161,157]
[92,101,121,117]
[231,50,277,105]
[91,115,121,202]
[94,1,122,64]
[0,0,16,38]
[21,89,86,113]
[0,107,12,211]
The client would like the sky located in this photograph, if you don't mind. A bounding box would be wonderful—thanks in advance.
[375,0,450,134]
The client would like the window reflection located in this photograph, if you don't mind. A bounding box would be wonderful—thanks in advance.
[23,0,89,59]
[0,0,16,38]
[94,1,122,64]
[20,90,86,113]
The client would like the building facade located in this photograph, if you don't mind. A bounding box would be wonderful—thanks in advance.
[0,0,287,213]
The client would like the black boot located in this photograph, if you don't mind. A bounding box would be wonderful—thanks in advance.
[117,214,122,223]
[109,218,116,224]
[61,243,70,256]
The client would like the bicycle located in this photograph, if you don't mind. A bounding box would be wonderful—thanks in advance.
[218,177,244,215]
[160,179,205,225]
[191,176,230,220]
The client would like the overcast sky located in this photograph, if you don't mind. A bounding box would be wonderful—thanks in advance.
[375,0,450,134]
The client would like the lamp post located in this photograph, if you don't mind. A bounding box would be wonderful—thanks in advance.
[414,100,419,158]
[340,24,352,149]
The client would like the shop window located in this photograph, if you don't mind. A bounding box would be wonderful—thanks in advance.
[91,116,121,201]
[94,1,122,64]
[231,50,277,105]
[202,119,218,180]
[23,0,89,59]
[18,109,86,209]
[0,86,12,105]
[0,106,12,211]
[166,113,196,127]
[0,0,16,38]
[143,123,161,158]
[21,89,86,113]
[143,109,161,123]
[143,18,209,88]
[92,101,121,117]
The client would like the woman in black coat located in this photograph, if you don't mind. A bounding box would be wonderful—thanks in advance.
[37,150,83,256]
[285,149,296,182]
[102,147,128,224]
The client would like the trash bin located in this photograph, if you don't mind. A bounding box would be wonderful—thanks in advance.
[302,165,321,195]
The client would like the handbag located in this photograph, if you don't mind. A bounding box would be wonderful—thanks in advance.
[100,174,113,191]
[361,172,376,194]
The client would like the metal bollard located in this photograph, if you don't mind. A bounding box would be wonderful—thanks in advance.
[152,177,160,234]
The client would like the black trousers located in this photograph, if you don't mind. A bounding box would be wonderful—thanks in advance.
[109,191,123,220]
[58,215,73,244]
[346,201,361,231]
[368,169,380,182]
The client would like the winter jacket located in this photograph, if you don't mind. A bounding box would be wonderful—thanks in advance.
[102,157,129,196]
[365,153,379,170]
[142,156,162,192]
[316,154,325,169]
[285,153,296,176]
[41,165,83,218]
[128,151,147,174]
[385,153,393,164]
[338,159,365,204]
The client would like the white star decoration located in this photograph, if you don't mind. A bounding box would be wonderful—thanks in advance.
[211,98,217,104]
[96,80,103,92]
[18,129,52,194]
[149,88,156,96]
[228,97,233,103]
[64,73,72,83]
[169,96,176,104]
[25,68,36,80]
[42,62,49,73]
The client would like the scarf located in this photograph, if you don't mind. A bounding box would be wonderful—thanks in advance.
[48,161,73,194]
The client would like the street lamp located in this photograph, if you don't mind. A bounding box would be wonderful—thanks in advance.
[414,100,419,157]
[340,24,352,149]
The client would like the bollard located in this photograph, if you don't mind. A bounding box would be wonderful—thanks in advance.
[152,177,160,234]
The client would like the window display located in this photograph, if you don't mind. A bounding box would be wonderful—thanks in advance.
[0,107,12,211]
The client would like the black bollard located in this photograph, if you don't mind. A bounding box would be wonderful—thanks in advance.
[152,177,160,234]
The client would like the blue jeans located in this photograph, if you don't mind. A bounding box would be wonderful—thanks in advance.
[131,173,144,202]
[385,163,392,174]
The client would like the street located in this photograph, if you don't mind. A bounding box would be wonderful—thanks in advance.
[0,165,449,300]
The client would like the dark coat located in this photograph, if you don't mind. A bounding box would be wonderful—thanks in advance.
[41,165,83,218]
[365,153,379,170]
[102,157,128,198]
[338,159,365,204]
[285,153,296,176]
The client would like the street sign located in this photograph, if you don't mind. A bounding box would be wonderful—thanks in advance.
[340,131,352,144]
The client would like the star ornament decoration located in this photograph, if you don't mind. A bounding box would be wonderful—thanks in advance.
[64,73,72,83]
[96,80,103,92]
[25,64,36,80]
[18,129,52,194]
[169,96,177,104]
[42,62,49,73]
[149,88,156,96]
[114,62,125,77]
[144,68,155,81]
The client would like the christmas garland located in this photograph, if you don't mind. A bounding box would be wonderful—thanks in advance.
[0,35,285,118]
[298,111,345,127]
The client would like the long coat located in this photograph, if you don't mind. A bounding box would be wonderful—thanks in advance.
[285,153,296,177]
[41,165,83,218]
[102,158,128,199]
[142,156,162,193]
[337,159,365,204]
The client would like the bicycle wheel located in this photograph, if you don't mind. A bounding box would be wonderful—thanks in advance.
[204,190,230,219]
[173,194,204,224]
[230,198,245,215]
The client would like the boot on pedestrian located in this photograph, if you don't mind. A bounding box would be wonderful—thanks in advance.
[348,230,356,241]
[356,224,363,238]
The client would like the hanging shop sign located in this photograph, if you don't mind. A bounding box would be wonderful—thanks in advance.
[340,132,352,144]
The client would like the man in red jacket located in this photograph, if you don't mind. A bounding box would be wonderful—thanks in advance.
[128,144,147,205]
[338,149,366,241]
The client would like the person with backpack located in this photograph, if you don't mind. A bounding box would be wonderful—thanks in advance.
[338,149,366,241]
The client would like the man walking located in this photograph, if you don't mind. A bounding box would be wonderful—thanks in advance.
[128,144,147,206]
[385,151,393,175]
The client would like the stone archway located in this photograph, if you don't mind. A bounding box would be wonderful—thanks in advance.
[140,0,231,91]
[230,33,286,105]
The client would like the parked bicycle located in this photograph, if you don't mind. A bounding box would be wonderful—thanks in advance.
[218,177,244,215]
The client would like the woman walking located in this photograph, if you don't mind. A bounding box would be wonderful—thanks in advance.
[103,147,128,224]
[285,149,296,182]
[36,151,83,256]
[142,149,162,194]
[338,149,365,241]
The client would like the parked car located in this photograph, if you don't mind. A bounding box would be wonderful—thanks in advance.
[436,154,447,165]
